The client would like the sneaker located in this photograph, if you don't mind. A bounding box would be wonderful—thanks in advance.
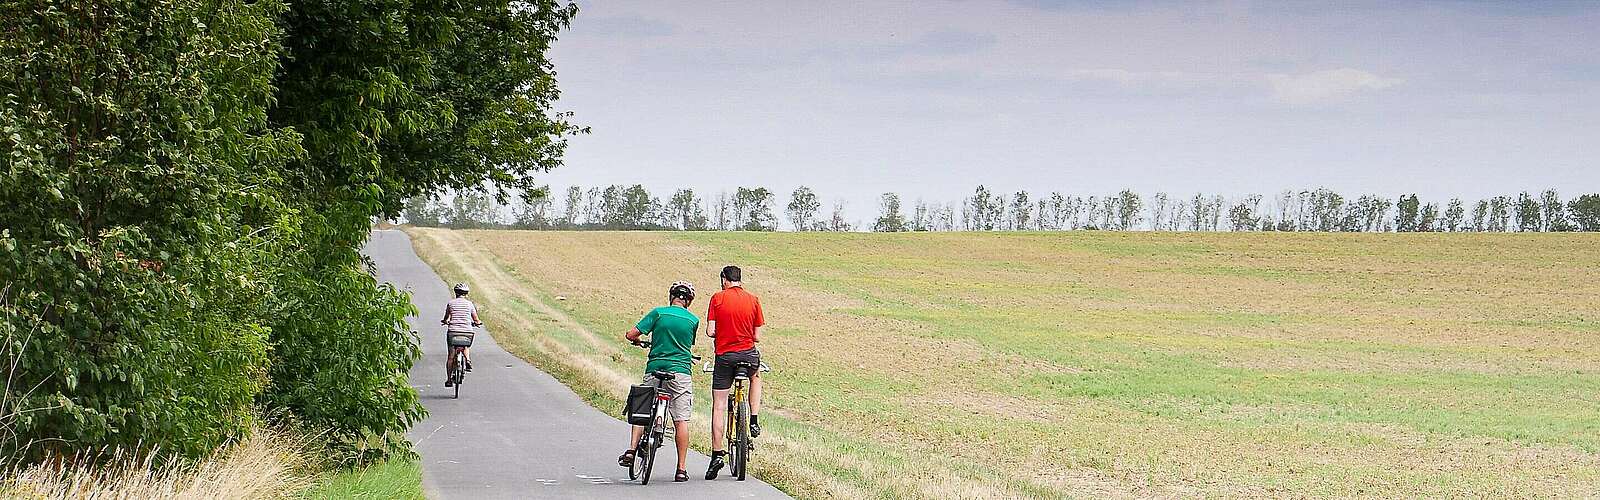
[465,360,473,372]
[444,378,453,387]
[704,452,726,480]
[617,450,635,468]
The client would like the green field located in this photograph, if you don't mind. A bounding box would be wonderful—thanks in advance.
[407,228,1600,498]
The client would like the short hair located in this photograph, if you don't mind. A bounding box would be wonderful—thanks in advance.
[720,265,742,282]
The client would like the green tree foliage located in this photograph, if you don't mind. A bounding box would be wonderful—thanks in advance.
[1115,190,1142,230]
[874,193,908,232]
[966,185,999,230]
[1444,199,1465,232]
[1009,191,1032,230]
[1539,190,1570,232]
[787,187,821,231]
[2,0,581,464]
[668,189,707,230]
[1418,203,1439,232]
[1228,195,1262,231]
[1395,194,1421,232]
[0,0,294,461]
[1514,192,1541,232]
[733,187,777,231]
[1569,194,1600,232]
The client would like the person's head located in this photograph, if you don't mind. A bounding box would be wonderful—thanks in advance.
[668,280,696,306]
[453,283,470,298]
[719,265,742,289]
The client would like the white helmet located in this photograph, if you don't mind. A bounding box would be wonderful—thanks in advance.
[669,281,695,301]
[453,283,470,294]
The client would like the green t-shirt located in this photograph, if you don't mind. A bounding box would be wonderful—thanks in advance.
[636,305,699,375]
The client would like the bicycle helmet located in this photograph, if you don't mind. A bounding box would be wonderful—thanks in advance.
[453,283,470,294]
[669,280,695,301]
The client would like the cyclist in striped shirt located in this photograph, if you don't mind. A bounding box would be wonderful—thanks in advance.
[441,283,482,386]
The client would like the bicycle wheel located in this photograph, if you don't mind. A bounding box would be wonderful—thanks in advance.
[734,399,750,481]
[452,351,463,399]
[639,431,658,485]
[628,432,646,481]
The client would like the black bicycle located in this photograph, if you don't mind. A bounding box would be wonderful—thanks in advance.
[445,323,480,399]
[626,340,700,485]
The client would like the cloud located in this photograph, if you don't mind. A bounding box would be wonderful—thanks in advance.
[1267,68,1404,105]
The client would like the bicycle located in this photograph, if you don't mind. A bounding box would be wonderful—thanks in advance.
[626,340,700,485]
[445,322,481,399]
[704,358,771,481]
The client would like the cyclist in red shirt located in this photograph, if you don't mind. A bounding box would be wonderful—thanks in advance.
[703,265,765,480]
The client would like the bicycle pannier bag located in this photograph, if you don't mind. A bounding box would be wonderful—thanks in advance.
[625,385,657,425]
[447,333,474,347]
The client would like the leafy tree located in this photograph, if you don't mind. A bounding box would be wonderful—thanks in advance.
[562,186,584,226]
[1010,191,1032,230]
[2,0,583,464]
[668,189,707,230]
[1419,202,1439,232]
[734,187,777,231]
[714,192,730,230]
[1148,193,1170,231]
[914,200,933,231]
[0,0,289,461]
[968,185,999,231]
[448,189,500,228]
[1115,190,1142,230]
[1514,192,1541,232]
[1540,190,1570,231]
[825,201,853,232]
[1309,189,1344,232]
[1228,195,1262,231]
[512,191,553,229]
[874,193,909,232]
[1489,196,1512,232]
[1395,194,1421,232]
[786,187,821,231]
[1471,199,1489,232]
[1443,199,1465,232]
[1569,194,1600,231]
[404,196,445,227]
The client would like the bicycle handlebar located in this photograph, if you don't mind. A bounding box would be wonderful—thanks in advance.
[632,339,702,361]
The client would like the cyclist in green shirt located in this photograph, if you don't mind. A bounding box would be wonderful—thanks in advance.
[618,281,700,482]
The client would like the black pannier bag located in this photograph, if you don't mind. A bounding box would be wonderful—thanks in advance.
[625,385,657,425]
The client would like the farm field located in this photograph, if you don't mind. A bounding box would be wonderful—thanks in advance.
[406,228,1600,498]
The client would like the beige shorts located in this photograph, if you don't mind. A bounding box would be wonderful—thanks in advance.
[643,372,694,422]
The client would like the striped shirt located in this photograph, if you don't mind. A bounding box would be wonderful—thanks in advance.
[444,297,478,333]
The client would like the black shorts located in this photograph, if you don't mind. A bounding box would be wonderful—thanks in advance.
[712,348,761,390]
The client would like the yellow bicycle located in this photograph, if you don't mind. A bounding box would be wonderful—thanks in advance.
[705,359,770,480]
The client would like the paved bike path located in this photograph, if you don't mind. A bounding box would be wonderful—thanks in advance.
[365,230,791,500]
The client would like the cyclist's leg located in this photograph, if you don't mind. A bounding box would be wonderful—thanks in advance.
[749,371,762,425]
[673,419,690,468]
[711,389,731,448]
[709,356,735,452]
[629,423,645,450]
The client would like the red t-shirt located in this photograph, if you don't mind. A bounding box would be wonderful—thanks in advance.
[706,286,764,355]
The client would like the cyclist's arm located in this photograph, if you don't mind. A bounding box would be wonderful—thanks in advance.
[440,303,451,324]
[625,327,645,343]
[470,305,482,326]
[754,325,762,343]
[706,320,717,338]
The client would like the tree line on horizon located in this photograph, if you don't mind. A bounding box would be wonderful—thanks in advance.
[404,185,1600,233]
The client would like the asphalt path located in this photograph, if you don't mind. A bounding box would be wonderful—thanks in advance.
[365,230,791,499]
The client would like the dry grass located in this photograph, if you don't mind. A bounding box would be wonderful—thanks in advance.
[1,427,314,500]
[406,227,1600,498]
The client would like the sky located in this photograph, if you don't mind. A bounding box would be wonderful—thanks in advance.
[541,0,1599,223]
